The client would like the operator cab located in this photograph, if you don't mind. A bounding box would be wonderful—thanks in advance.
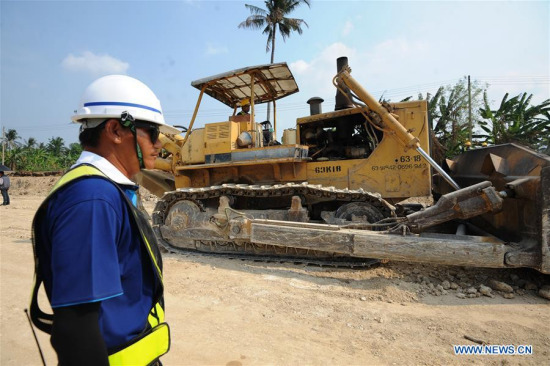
[177,63,308,168]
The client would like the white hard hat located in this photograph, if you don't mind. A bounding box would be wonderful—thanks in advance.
[72,75,180,135]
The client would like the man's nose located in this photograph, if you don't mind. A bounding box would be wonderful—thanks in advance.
[154,138,162,149]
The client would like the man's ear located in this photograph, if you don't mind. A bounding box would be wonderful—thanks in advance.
[103,119,127,144]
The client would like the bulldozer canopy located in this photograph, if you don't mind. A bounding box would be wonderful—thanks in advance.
[191,62,299,108]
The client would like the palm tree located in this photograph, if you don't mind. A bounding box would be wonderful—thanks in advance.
[239,0,310,63]
[46,136,66,156]
[24,137,37,149]
[239,0,310,120]
[3,129,21,150]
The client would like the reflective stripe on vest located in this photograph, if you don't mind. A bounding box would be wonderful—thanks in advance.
[108,323,170,366]
[30,164,169,365]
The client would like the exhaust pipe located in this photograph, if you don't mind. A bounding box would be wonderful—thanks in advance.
[335,57,353,110]
[307,97,324,115]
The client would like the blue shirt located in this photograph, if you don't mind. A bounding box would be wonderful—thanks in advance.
[36,176,155,349]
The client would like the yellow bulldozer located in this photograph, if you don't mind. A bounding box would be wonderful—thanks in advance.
[138,57,550,273]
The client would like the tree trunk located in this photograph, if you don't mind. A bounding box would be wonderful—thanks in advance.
[266,26,276,122]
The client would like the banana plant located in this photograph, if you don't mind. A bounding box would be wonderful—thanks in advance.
[478,92,550,152]
[418,78,485,161]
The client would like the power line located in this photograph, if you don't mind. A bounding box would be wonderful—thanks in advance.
[5,75,548,131]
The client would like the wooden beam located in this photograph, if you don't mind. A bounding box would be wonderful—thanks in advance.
[250,222,510,268]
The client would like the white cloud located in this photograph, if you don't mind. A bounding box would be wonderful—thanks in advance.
[61,51,129,76]
[365,38,429,76]
[291,43,356,77]
[289,43,358,101]
[342,21,353,36]
[205,43,228,55]
[289,59,309,74]
[316,38,438,101]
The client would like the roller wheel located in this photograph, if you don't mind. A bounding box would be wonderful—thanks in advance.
[335,202,385,223]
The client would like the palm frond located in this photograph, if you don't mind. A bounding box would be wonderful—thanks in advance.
[239,0,309,59]
[239,15,267,30]
[244,4,268,16]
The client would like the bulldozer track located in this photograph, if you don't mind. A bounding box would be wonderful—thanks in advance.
[152,183,394,268]
[162,241,381,268]
[154,182,394,216]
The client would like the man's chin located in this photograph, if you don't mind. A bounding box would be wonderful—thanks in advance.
[143,161,156,170]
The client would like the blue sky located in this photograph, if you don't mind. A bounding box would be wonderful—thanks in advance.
[1,0,548,144]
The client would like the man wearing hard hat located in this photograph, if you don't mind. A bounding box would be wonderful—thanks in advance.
[237,98,251,115]
[30,75,179,365]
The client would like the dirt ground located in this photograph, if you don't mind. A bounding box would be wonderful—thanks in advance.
[1,176,549,366]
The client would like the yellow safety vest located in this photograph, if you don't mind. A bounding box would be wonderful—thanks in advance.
[30,164,170,366]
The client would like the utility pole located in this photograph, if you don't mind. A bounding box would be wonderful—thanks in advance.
[468,75,472,144]
[2,126,5,165]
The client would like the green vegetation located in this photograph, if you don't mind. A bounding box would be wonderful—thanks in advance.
[478,92,550,153]
[407,78,550,160]
[416,77,486,161]
[2,131,82,172]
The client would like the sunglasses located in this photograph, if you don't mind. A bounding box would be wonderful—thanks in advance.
[134,121,160,144]
[120,111,160,144]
